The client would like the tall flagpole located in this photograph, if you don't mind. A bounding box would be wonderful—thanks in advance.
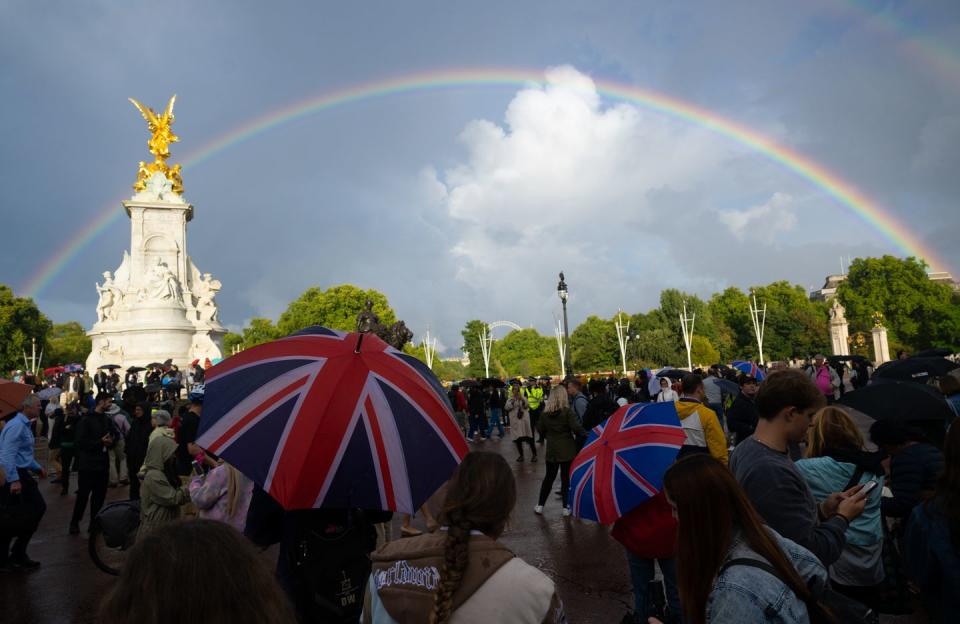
[614,309,630,375]
[679,301,696,371]
[749,293,767,366]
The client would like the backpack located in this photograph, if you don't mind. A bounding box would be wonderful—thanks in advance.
[290,510,376,624]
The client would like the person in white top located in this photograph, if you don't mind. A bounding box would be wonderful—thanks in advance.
[656,377,679,403]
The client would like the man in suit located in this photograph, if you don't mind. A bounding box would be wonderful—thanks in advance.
[63,371,84,406]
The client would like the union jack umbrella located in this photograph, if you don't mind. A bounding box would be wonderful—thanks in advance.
[196,326,469,513]
[731,360,766,381]
[569,401,685,524]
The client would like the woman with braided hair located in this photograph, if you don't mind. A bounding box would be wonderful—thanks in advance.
[362,452,566,623]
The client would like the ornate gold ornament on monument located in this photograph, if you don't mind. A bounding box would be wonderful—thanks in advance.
[128,95,184,195]
[872,311,885,328]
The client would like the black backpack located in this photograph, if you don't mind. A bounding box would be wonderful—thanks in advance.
[290,510,376,624]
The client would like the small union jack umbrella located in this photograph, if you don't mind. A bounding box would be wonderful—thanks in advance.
[196,326,469,514]
[731,360,766,381]
[569,401,685,524]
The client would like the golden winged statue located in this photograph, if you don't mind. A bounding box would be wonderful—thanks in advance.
[129,95,184,195]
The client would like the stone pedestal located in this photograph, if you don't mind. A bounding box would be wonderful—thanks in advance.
[871,326,891,365]
[86,172,225,372]
[829,300,850,356]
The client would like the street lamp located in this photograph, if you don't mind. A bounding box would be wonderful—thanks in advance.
[557,272,572,375]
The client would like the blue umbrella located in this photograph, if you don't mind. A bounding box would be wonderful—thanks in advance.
[731,361,765,381]
[569,401,685,524]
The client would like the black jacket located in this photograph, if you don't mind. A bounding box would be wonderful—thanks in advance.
[583,394,619,431]
[727,394,759,445]
[175,410,201,475]
[125,411,153,473]
[74,410,115,472]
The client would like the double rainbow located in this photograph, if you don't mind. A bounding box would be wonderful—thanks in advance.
[21,67,947,298]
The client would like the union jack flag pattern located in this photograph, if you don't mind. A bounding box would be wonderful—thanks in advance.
[731,361,765,380]
[569,401,685,524]
[196,326,469,514]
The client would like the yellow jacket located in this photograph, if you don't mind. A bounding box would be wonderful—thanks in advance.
[674,399,728,465]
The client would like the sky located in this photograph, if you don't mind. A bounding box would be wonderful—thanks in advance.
[2,0,958,355]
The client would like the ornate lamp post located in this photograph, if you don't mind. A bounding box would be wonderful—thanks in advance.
[557,272,572,375]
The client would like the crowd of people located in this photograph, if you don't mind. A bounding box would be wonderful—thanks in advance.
[1,354,959,623]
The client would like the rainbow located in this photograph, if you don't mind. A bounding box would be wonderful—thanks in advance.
[21,67,949,298]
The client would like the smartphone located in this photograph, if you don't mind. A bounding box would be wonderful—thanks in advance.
[860,480,878,494]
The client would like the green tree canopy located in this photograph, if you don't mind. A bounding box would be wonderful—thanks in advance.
[570,315,618,373]
[690,335,720,367]
[0,285,52,373]
[460,319,488,378]
[749,281,829,360]
[222,332,244,354]
[837,256,960,351]
[491,329,559,378]
[241,318,281,347]
[45,322,92,366]
[277,285,397,336]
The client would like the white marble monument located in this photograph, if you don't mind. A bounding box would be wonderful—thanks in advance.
[871,312,891,366]
[828,299,850,356]
[86,96,225,372]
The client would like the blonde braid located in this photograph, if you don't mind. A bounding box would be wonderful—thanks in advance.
[429,517,472,624]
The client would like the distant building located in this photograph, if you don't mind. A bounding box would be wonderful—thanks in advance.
[810,271,958,301]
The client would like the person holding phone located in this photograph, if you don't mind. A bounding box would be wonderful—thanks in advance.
[797,406,886,607]
[730,370,868,568]
[69,393,116,536]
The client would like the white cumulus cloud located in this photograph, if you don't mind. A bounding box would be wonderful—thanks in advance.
[718,192,796,241]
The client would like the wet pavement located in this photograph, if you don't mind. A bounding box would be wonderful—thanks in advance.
[1,436,633,623]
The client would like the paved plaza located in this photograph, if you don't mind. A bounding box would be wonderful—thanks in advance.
[0,435,633,624]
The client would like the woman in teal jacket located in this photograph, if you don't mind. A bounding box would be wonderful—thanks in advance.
[796,406,884,607]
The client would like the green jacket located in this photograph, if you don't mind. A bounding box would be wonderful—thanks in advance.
[538,407,586,463]
[139,433,189,536]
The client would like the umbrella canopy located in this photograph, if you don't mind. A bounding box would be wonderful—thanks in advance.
[43,366,64,376]
[196,326,469,513]
[569,401,685,524]
[839,381,954,425]
[143,383,162,393]
[458,379,480,388]
[913,348,954,358]
[731,361,766,381]
[37,386,62,401]
[0,380,34,418]
[873,357,958,383]
[716,379,741,396]
[482,378,505,388]
[64,363,84,373]
[126,366,146,373]
[145,362,165,369]
[656,369,687,381]
[98,364,122,370]
[538,375,553,382]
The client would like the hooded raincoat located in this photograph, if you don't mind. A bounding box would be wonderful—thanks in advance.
[674,398,728,464]
[138,433,189,536]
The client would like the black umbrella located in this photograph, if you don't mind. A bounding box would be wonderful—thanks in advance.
[839,381,954,425]
[913,347,954,358]
[143,382,162,393]
[98,364,121,370]
[458,379,480,388]
[716,379,741,396]
[482,378,505,388]
[126,366,146,373]
[146,362,164,369]
[656,369,687,381]
[873,357,959,382]
[538,375,552,381]
[162,358,173,366]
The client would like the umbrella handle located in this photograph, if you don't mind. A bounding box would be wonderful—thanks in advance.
[355,333,364,354]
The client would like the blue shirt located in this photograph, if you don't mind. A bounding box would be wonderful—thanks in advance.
[0,412,41,483]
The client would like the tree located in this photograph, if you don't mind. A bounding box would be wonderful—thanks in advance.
[570,315,618,373]
[491,329,558,378]
[707,287,753,360]
[241,318,281,347]
[460,320,488,378]
[222,332,244,354]
[0,285,52,372]
[45,322,92,365]
[749,281,830,360]
[277,285,397,336]
[837,256,960,351]
[690,335,720,367]
[631,328,683,368]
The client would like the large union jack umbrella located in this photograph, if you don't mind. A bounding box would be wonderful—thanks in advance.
[196,326,469,514]
[569,401,685,524]
[731,360,766,381]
